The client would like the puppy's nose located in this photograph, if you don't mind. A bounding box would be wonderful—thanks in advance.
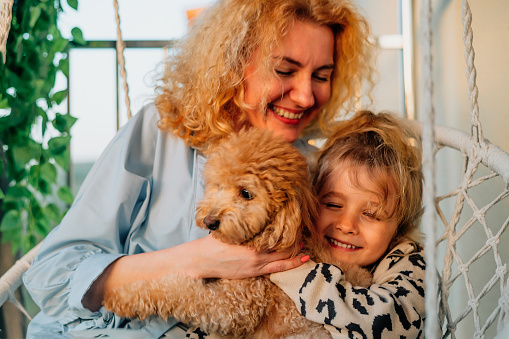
[204,215,220,230]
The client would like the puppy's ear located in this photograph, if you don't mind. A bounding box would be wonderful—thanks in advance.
[253,193,302,256]
[253,184,316,256]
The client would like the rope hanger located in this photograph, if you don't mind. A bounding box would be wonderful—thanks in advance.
[0,0,14,63]
[113,0,132,120]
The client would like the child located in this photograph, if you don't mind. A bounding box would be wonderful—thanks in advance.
[270,110,426,338]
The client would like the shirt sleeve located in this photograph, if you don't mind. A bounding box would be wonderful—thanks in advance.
[23,104,161,329]
[270,242,426,338]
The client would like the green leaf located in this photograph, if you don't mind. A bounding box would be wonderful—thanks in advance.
[38,178,51,194]
[48,135,71,155]
[53,113,78,133]
[0,188,5,199]
[40,162,58,183]
[5,185,32,200]
[28,164,40,188]
[0,210,22,231]
[21,234,36,254]
[67,0,78,11]
[52,38,69,54]
[45,203,61,222]
[58,57,70,78]
[53,151,70,171]
[12,141,43,171]
[38,107,49,135]
[29,6,42,28]
[51,89,68,105]
[71,27,86,45]
[0,97,8,108]
[4,185,32,210]
[57,186,74,204]
[35,219,50,237]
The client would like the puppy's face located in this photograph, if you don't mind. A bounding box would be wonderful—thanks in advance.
[195,168,278,245]
[195,128,312,251]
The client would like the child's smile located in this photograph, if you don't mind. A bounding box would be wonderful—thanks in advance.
[315,164,399,267]
[325,236,360,250]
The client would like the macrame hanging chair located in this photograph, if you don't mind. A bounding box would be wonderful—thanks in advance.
[0,1,508,338]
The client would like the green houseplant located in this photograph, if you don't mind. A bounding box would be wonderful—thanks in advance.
[0,0,84,255]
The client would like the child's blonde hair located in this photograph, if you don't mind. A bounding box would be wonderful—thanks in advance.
[155,0,375,152]
[313,111,423,248]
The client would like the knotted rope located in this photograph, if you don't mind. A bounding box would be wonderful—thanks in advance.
[419,0,440,337]
[461,0,483,144]
[0,0,14,63]
[113,0,132,120]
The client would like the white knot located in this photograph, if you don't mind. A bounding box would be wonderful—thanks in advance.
[459,264,469,274]
[486,236,499,247]
[496,264,507,278]
[473,210,484,221]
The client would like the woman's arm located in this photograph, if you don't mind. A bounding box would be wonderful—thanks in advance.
[23,105,161,325]
[271,242,425,338]
[84,235,308,311]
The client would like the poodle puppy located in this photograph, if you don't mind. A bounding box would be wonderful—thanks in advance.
[104,128,371,338]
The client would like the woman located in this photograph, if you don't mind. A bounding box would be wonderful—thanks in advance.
[23,0,375,337]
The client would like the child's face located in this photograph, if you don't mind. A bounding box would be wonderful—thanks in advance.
[315,165,398,267]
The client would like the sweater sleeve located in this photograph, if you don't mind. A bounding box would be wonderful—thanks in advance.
[271,242,426,338]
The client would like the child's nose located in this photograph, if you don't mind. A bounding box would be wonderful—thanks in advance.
[335,215,358,235]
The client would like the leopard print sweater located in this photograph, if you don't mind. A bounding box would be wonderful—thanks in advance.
[271,241,426,338]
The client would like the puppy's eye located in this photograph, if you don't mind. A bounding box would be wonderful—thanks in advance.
[241,189,254,200]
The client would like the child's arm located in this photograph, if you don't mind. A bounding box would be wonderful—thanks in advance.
[271,241,425,338]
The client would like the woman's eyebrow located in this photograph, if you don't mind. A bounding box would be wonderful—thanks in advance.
[280,56,334,71]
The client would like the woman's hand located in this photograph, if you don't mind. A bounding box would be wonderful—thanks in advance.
[83,235,308,311]
[178,235,309,279]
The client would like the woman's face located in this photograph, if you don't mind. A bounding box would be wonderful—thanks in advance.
[315,165,399,267]
[243,20,335,143]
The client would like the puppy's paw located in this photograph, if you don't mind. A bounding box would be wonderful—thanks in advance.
[103,281,157,320]
[341,264,373,288]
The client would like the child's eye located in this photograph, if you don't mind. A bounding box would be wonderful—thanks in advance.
[324,202,342,209]
[363,211,380,221]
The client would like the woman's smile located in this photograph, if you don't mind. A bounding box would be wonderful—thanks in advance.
[268,104,305,124]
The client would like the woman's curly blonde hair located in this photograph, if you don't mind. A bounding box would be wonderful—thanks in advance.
[155,0,375,152]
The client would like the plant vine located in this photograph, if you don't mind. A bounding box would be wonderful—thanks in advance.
[0,0,84,254]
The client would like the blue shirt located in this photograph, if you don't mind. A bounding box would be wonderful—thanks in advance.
[23,103,315,338]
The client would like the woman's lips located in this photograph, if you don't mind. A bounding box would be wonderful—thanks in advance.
[268,104,304,124]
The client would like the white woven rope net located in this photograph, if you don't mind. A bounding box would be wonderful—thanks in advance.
[419,0,509,338]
